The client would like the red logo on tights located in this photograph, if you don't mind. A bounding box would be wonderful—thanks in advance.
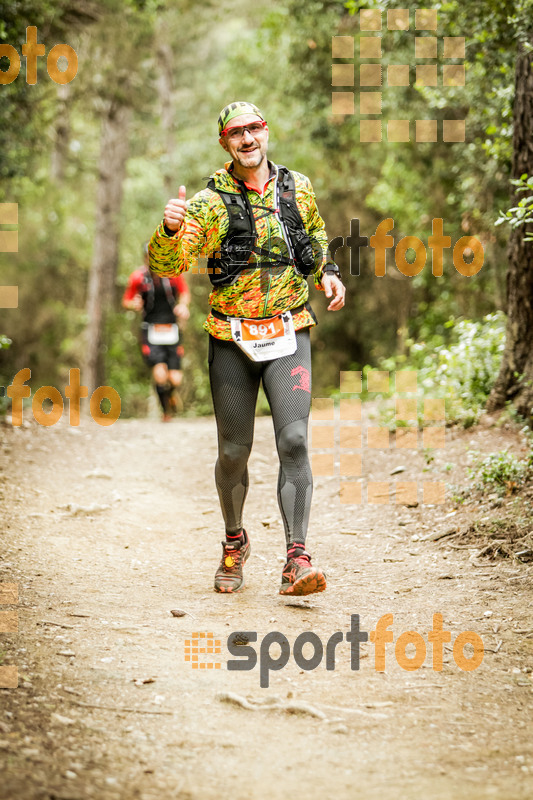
[291,366,310,393]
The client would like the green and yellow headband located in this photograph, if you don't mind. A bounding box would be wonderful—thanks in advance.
[218,101,264,135]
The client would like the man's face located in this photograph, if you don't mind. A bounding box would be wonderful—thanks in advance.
[219,113,269,170]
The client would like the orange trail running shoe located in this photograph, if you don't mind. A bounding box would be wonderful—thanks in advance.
[214,530,251,593]
[279,552,326,596]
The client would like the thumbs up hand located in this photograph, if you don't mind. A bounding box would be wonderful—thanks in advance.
[164,185,188,232]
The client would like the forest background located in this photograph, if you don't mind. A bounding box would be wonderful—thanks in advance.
[1,0,532,425]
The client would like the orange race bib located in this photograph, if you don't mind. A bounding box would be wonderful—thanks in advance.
[230,311,297,362]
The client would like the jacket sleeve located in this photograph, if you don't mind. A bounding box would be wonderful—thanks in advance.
[148,189,229,278]
[171,274,190,301]
[298,176,329,291]
[122,269,143,303]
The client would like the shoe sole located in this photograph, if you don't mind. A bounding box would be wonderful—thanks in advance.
[279,568,327,596]
[214,543,251,593]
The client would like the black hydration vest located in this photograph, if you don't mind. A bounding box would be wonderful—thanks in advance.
[206,165,317,287]
[139,269,177,314]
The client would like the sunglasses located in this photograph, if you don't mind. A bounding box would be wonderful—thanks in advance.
[220,121,268,140]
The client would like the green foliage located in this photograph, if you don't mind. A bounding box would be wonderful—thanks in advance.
[104,311,151,418]
[253,0,518,385]
[0,336,12,416]
[519,424,533,469]
[0,0,86,188]
[496,174,533,241]
[468,449,531,495]
[378,312,506,426]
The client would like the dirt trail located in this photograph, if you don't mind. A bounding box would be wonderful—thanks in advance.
[0,412,532,800]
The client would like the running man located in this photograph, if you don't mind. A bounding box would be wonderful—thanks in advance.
[122,243,190,421]
[149,101,345,594]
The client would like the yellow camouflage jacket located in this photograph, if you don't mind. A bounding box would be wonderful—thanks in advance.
[148,161,329,340]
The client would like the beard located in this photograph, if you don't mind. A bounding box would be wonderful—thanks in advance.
[235,146,266,169]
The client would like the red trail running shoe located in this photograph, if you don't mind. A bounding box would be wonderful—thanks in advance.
[279,551,326,596]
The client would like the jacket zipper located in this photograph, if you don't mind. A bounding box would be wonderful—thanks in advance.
[259,182,272,317]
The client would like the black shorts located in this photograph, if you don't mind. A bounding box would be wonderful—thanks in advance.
[141,331,183,369]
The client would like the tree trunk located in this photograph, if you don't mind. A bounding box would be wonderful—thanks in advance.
[156,35,175,197]
[487,33,533,421]
[50,84,71,184]
[84,101,131,394]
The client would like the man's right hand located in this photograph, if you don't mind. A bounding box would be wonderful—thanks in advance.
[130,294,143,312]
[164,185,187,232]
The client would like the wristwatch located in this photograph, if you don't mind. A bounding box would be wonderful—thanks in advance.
[322,262,342,279]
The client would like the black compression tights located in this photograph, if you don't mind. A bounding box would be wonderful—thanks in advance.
[208,329,313,547]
